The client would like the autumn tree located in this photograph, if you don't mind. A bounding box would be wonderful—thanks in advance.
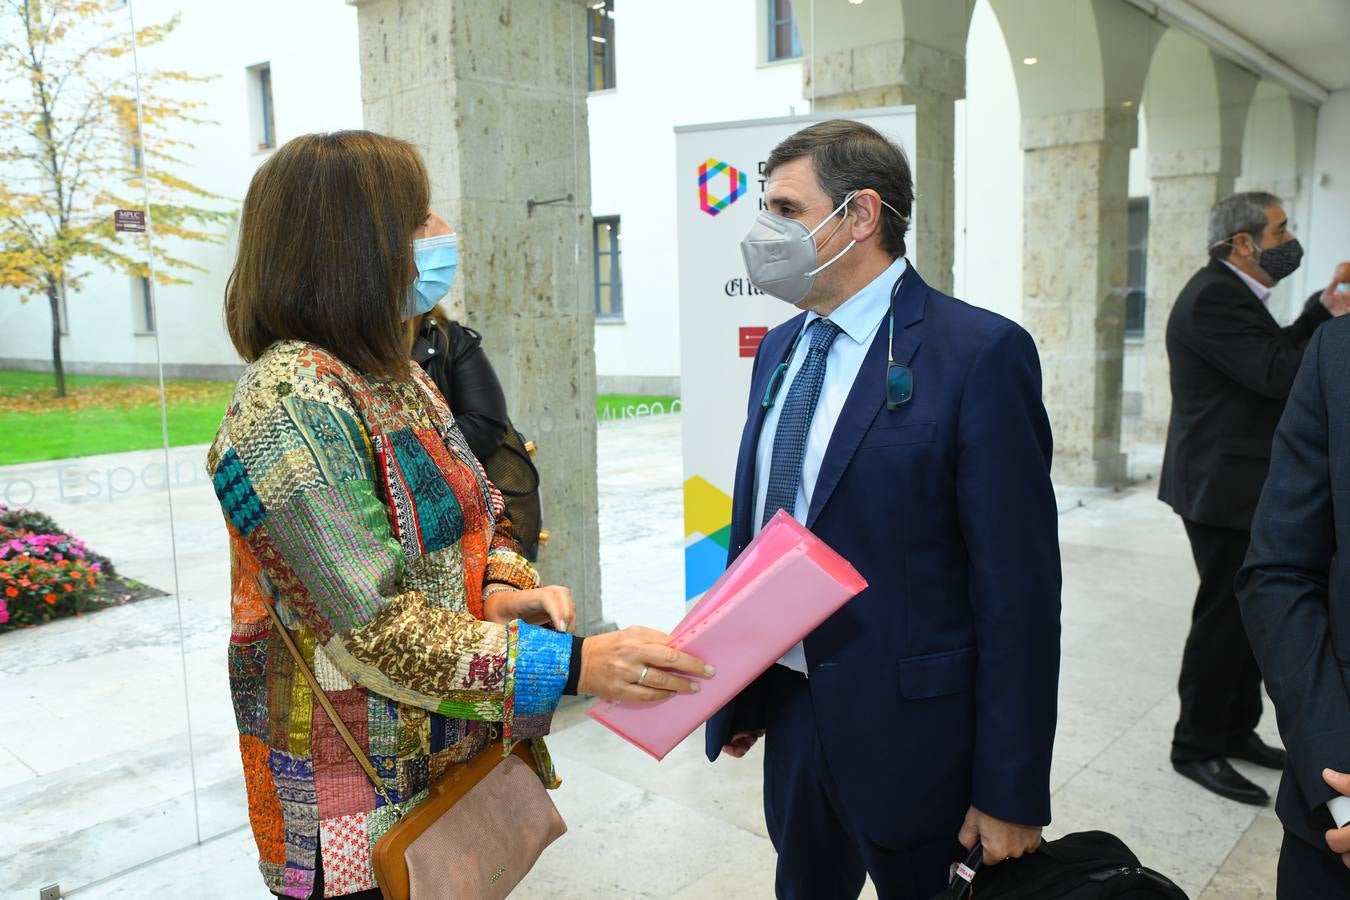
[0,0,228,397]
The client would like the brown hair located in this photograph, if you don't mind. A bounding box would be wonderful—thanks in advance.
[765,119,913,257]
[418,304,454,337]
[224,131,430,379]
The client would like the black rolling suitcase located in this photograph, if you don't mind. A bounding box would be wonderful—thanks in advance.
[932,831,1189,899]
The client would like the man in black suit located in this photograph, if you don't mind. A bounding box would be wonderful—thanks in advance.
[1238,314,1350,897]
[1159,190,1349,805]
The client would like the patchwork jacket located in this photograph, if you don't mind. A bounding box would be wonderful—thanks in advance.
[208,340,572,898]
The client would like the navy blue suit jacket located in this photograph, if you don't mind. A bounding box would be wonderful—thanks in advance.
[1238,316,1350,852]
[705,265,1062,850]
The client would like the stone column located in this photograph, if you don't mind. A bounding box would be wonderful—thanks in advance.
[808,38,963,293]
[1138,151,1238,443]
[1021,109,1134,486]
[353,0,611,635]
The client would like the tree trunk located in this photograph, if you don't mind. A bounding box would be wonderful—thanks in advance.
[47,284,66,398]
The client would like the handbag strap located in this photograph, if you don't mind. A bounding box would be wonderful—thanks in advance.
[257,577,395,808]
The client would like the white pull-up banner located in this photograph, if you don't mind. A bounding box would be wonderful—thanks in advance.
[674,107,917,603]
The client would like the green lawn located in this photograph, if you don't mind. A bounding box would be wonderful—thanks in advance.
[0,370,164,394]
[0,370,680,466]
[0,371,234,466]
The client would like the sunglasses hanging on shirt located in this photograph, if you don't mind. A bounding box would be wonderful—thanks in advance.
[886,309,914,410]
[761,267,915,411]
[884,266,914,410]
[760,327,804,410]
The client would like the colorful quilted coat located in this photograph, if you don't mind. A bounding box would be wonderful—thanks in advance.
[208,340,573,898]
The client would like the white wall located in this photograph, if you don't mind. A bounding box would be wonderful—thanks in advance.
[1307,90,1350,293]
[592,0,1035,383]
[0,0,363,375]
[0,0,1163,388]
[939,1,1148,333]
[1121,110,1150,417]
[588,0,808,388]
[1238,81,1319,322]
[952,0,1024,325]
[1129,112,1150,199]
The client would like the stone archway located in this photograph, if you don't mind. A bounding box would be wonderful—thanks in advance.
[988,0,1162,486]
[792,0,977,294]
[1136,30,1257,446]
[1237,83,1319,322]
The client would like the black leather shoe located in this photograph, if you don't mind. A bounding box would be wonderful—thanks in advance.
[1227,733,1287,770]
[1173,758,1270,805]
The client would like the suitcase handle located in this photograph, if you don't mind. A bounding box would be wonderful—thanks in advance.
[939,843,984,900]
[936,839,1054,899]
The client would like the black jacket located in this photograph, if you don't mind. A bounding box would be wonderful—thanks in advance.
[412,320,509,461]
[1238,316,1350,851]
[1157,258,1330,529]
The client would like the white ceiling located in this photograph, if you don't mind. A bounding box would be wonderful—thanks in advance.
[1185,0,1350,91]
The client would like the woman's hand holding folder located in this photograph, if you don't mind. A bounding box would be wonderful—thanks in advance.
[578,626,716,702]
[589,512,868,760]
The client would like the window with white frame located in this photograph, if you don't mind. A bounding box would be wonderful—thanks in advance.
[125,125,143,172]
[594,217,622,320]
[587,1,615,91]
[132,276,155,335]
[768,0,801,62]
[1125,198,1148,339]
[247,63,277,152]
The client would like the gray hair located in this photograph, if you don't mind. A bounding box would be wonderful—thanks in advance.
[1207,191,1281,260]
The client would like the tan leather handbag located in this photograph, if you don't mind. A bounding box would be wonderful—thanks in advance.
[262,592,567,899]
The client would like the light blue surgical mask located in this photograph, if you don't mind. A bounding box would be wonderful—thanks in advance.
[406,233,458,318]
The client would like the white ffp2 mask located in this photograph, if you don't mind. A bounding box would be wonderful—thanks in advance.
[739,191,858,305]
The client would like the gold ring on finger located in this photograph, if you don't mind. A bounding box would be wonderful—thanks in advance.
[637,665,650,686]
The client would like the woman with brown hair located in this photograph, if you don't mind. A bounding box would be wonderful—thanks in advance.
[211,130,710,899]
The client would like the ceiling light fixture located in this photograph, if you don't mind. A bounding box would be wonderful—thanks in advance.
[1022,57,1038,65]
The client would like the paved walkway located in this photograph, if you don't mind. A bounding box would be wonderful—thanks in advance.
[0,416,1283,899]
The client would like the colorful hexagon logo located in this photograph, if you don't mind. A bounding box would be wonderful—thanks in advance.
[698,158,748,217]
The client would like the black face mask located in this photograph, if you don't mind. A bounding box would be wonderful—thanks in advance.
[1254,237,1304,283]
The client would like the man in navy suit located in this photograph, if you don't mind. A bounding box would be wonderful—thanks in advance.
[706,119,1062,899]
[1239,313,1350,897]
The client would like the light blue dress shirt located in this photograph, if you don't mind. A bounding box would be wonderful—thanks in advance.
[752,255,908,673]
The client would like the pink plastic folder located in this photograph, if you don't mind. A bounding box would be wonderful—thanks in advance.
[587,510,868,760]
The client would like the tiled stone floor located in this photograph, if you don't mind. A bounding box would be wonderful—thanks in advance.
[0,415,1287,899]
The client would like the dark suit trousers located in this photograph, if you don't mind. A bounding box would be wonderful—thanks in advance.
[1172,519,1265,761]
[761,665,964,900]
[1279,830,1350,899]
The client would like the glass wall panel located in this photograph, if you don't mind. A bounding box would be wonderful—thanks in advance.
[0,0,201,894]
[149,0,368,848]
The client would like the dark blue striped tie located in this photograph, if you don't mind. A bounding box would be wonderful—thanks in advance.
[761,318,843,526]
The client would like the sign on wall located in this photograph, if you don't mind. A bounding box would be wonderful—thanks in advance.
[675,107,917,602]
[114,209,146,233]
